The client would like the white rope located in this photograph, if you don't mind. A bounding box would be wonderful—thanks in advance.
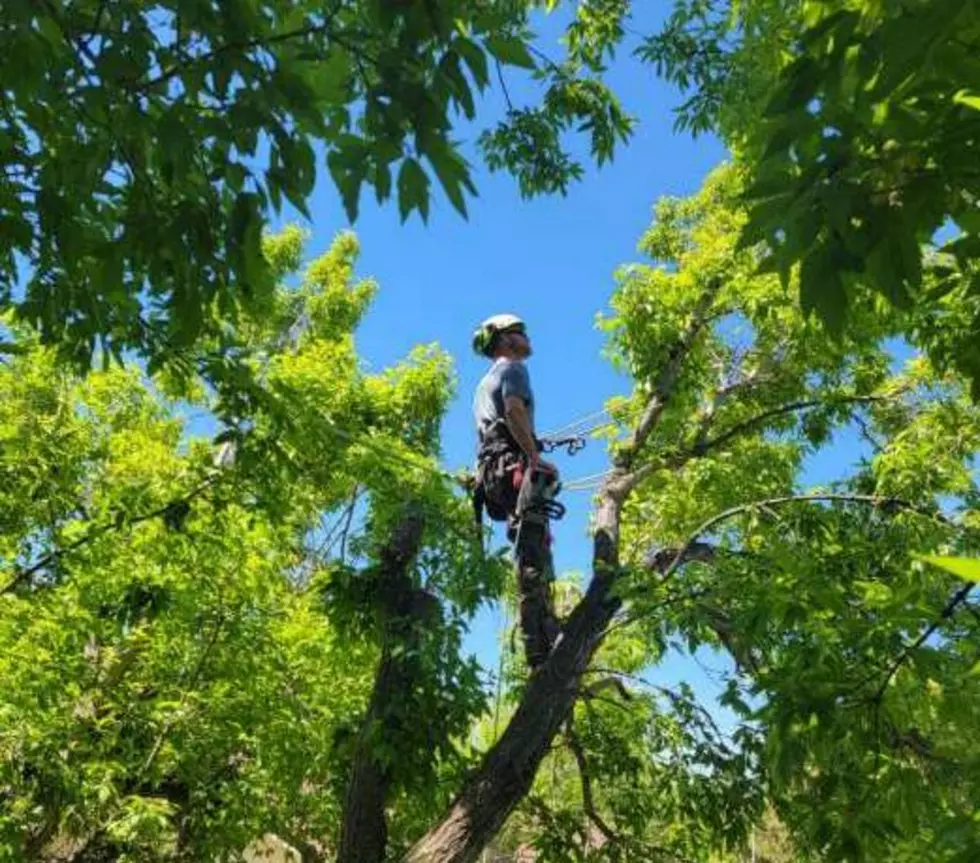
[562,469,616,491]
[542,408,610,439]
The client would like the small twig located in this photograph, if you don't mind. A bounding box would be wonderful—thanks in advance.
[583,668,731,742]
[1,475,217,596]
[692,392,898,457]
[527,43,564,74]
[621,280,721,469]
[872,582,975,705]
[626,389,905,491]
[82,0,110,50]
[136,612,226,782]
[495,59,514,112]
[853,412,885,454]
[339,487,360,564]
[660,494,958,584]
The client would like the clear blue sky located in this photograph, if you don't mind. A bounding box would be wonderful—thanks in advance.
[265,8,873,715]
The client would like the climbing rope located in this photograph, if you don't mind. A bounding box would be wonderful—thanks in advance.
[562,469,617,492]
[542,408,611,439]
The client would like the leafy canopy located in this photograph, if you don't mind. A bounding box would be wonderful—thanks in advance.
[2,172,979,862]
[0,0,631,373]
[0,229,503,860]
[642,0,980,394]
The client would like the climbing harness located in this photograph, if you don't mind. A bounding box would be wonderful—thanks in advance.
[471,420,587,531]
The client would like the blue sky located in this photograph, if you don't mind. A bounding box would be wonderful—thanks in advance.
[260,9,875,715]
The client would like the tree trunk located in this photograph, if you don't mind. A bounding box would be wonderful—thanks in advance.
[402,493,623,863]
[338,511,428,863]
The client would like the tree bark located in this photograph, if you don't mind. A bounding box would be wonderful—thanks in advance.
[338,510,428,863]
[402,491,623,863]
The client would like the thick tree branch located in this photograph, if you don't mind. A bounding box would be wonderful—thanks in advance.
[338,508,428,863]
[402,491,624,862]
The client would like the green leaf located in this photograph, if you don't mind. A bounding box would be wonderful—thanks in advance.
[423,140,473,218]
[454,38,490,90]
[799,244,847,336]
[374,158,392,203]
[867,236,913,309]
[484,36,536,70]
[953,90,980,111]
[764,57,822,116]
[397,158,430,223]
[917,555,980,582]
[307,49,351,103]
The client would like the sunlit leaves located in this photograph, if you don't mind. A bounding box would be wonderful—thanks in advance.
[601,166,980,863]
[0,227,495,859]
[919,555,980,583]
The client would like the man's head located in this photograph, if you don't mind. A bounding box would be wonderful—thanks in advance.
[472,313,532,360]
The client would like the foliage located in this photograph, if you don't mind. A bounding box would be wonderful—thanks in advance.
[0,0,631,374]
[593,164,980,863]
[3,169,980,862]
[639,0,980,395]
[0,230,503,861]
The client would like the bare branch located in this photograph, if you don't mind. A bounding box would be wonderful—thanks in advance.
[659,494,957,584]
[872,582,975,704]
[495,59,514,112]
[566,722,618,843]
[338,487,360,564]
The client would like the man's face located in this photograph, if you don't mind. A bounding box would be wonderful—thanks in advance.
[503,327,532,358]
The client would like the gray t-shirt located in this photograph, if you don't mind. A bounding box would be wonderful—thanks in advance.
[473,358,535,442]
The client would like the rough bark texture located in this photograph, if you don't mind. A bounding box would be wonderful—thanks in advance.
[338,511,428,863]
[402,492,623,863]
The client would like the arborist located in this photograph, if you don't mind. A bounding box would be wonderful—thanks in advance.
[471,313,563,667]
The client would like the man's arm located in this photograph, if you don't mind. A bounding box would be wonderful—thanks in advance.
[504,396,558,475]
[503,395,541,463]
[500,363,557,474]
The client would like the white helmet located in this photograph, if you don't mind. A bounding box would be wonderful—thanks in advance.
[472,313,526,357]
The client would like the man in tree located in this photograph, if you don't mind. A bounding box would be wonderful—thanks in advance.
[471,313,561,667]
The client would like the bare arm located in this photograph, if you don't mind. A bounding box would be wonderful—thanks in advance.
[504,395,540,463]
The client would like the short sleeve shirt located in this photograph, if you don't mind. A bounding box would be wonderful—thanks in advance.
[473,359,534,441]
